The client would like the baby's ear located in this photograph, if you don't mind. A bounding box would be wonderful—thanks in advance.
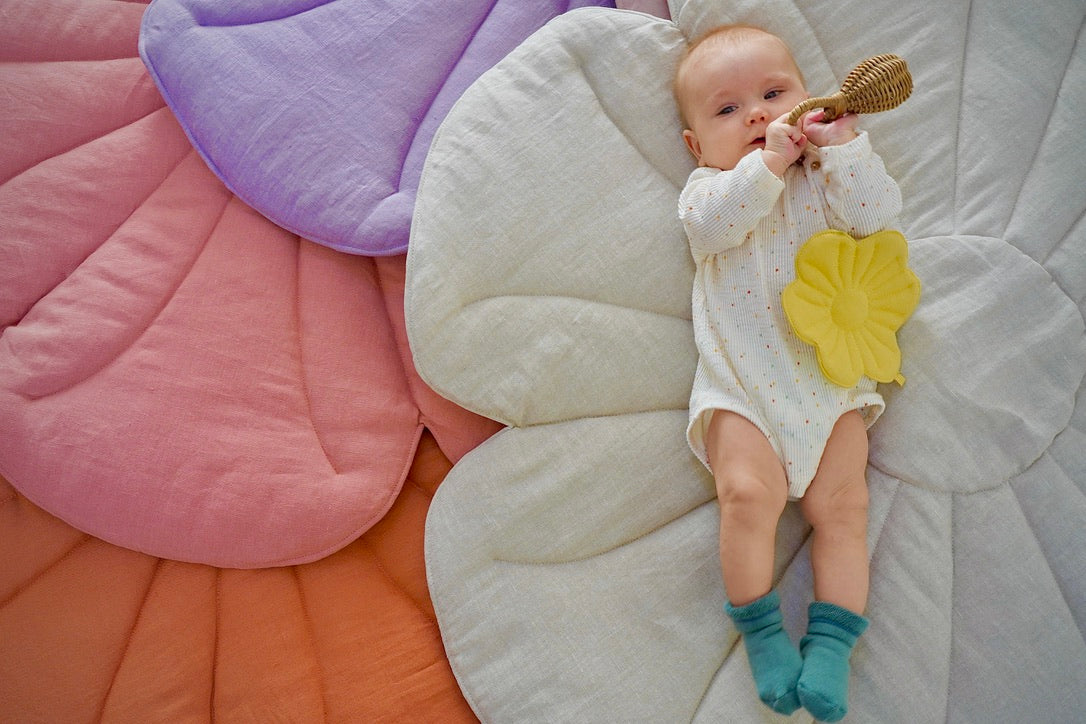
[682,129,703,164]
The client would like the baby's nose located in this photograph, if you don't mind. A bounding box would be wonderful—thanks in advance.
[747,106,768,124]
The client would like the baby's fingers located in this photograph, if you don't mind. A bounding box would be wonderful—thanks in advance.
[773,111,799,127]
[769,115,804,142]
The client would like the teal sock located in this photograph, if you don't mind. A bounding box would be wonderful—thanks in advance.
[797,602,869,722]
[724,591,802,715]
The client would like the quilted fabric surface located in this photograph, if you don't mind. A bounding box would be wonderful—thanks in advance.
[408,0,1086,721]
[0,433,476,722]
[0,0,500,567]
[138,0,615,256]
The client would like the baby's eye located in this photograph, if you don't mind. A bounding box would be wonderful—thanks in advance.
[765,90,782,100]
[717,105,737,116]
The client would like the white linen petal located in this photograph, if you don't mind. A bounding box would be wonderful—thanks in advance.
[408,1,1086,721]
[870,235,1085,491]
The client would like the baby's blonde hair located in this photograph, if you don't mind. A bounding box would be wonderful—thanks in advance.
[673,24,805,129]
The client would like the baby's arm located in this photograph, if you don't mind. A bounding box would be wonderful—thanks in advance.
[679,154,784,257]
[815,131,902,236]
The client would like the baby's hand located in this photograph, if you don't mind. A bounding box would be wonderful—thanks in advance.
[801,110,859,147]
[762,114,807,177]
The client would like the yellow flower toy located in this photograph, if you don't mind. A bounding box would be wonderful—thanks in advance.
[782,229,920,387]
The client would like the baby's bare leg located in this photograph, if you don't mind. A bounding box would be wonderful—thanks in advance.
[707,410,801,714]
[800,410,871,613]
[796,410,871,722]
[705,410,789,606]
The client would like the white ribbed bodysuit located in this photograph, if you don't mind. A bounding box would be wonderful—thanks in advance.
[679,133,902,499]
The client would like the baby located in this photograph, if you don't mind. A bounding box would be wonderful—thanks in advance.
[674,25,902,722]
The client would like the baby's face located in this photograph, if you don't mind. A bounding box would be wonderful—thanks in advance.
[679,33,808,170]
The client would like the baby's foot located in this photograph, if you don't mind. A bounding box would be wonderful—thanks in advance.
[797,602,869,722]
[725,591,802,714]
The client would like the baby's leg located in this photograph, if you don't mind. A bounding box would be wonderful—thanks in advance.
[705,410,789,607]
[707,410,800,714]
[797,410,871,722]
[800,410,870,612]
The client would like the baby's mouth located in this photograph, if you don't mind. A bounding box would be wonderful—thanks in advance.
[752,137,766,147]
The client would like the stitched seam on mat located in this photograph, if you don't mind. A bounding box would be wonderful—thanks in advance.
[291,567,329,723]
[405,468,433,500]
[572,34,677,196]
[98,557,162,720]
[0,76,167,187]
[211,568,221,723]
[373,256,430,491]
[460,293,692,325]
[1039,205,1086,274]
[360,537,435,624]
[863,476,959,717]
[0,107,185,344]
[691,639,737,724]
[293,242,340,477]
[260,428,425,568]
[945,492,956,722]
[866,474,903,564]
[190,0,329,28]
[373,257,422,418]
[27,147,228,402]
[867,461,944,492]
[505,406,689,435]
[334,255,424,549]
[0,534,91,608]
[952,1,973,236]
[1008,457,1086,651]
[1009,13,1085,253]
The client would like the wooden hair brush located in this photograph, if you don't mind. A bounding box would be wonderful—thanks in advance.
[787,54,913,125]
